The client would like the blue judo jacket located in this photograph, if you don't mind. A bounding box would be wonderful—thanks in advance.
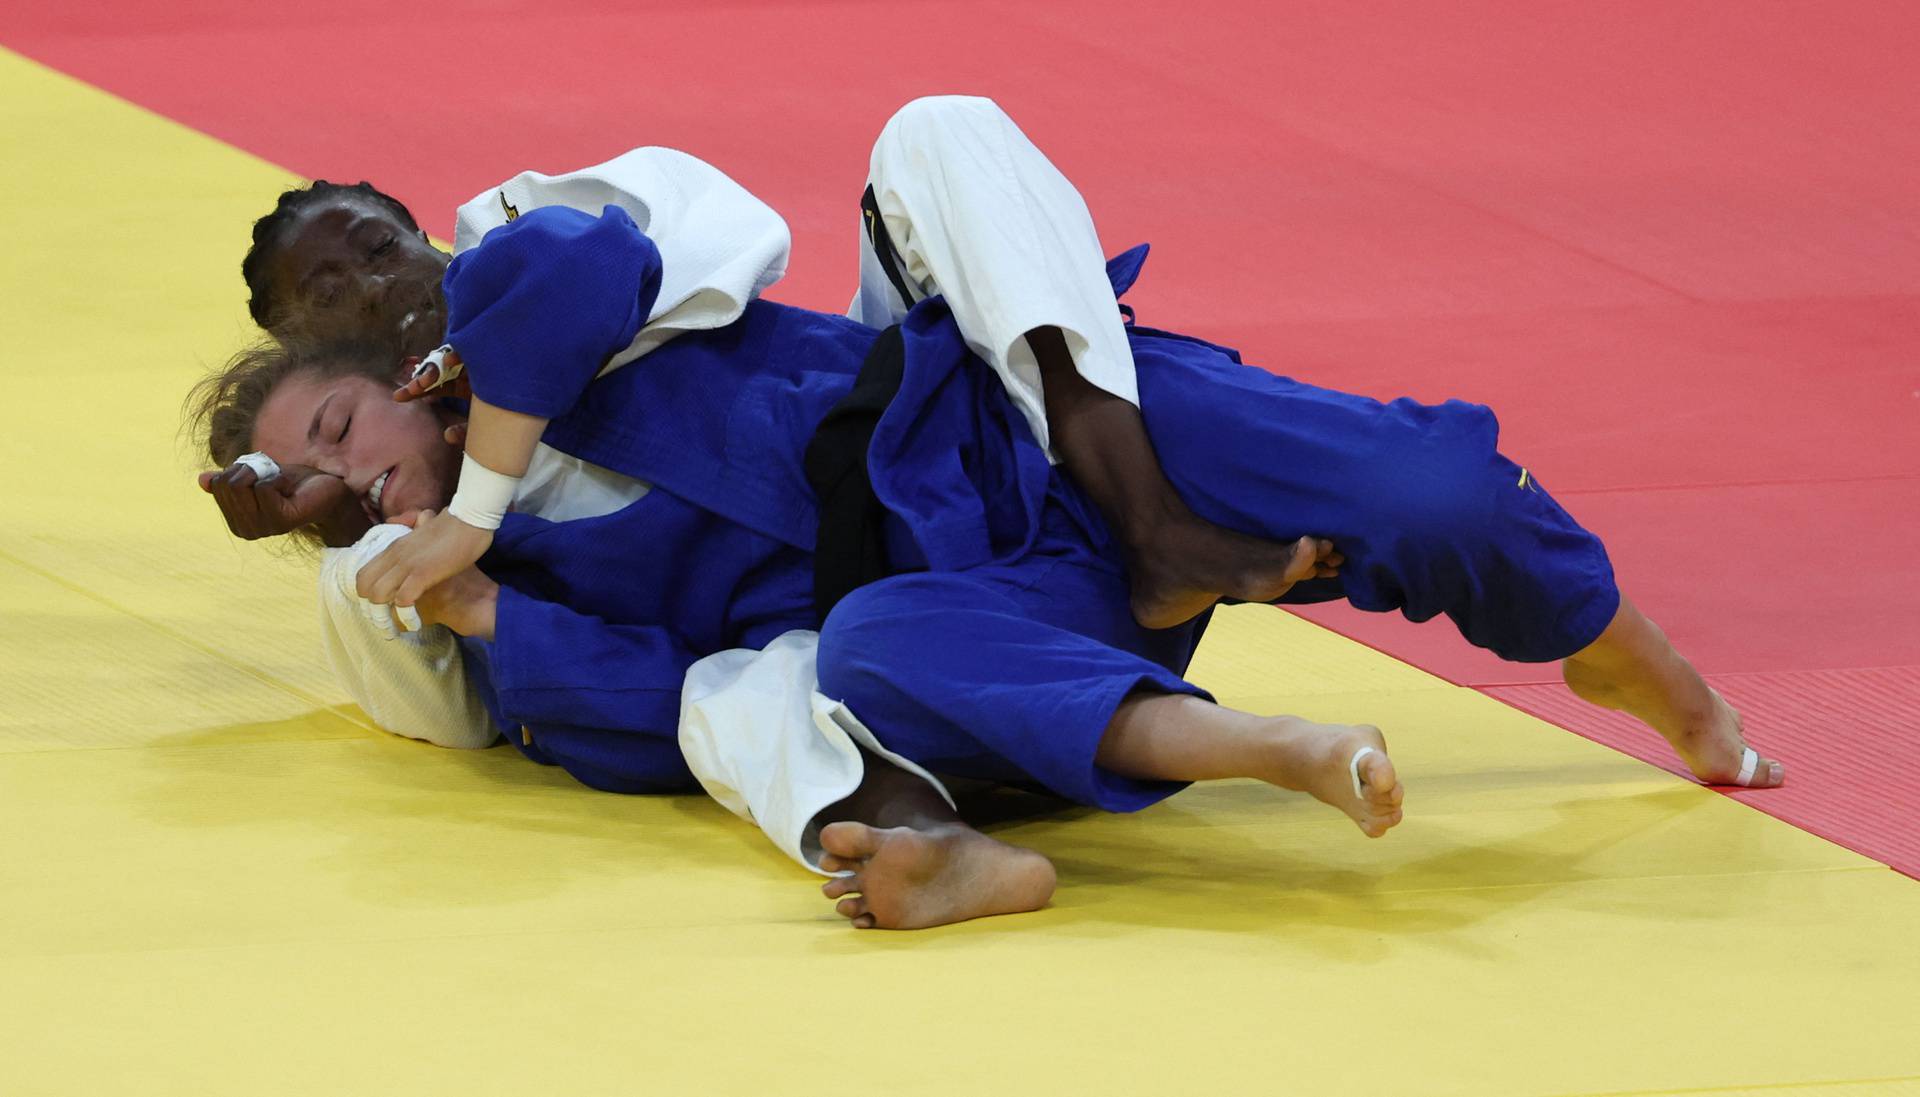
[441,205,1154,793]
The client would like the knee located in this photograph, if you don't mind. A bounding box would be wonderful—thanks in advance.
[816,587,883,701]
[1369,403,1512,549]
[1387,468,1505,549]
[875,95,1007,161]
[816,578,934,703]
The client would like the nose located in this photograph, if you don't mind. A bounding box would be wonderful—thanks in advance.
[310,454,352,482]
[355,272,401,313]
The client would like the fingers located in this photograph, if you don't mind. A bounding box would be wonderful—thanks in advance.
[219,465,260,492]
[355,548,399,603]
[354,510,479,608]
[206,465,264,537]
[394,573,435,608]
[362,597,401,640]
[204,461,362,542]
[362,559,418,607]
[393,361,439,402]
[396,348,462,402]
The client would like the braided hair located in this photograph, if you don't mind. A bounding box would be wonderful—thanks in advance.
[241,180,420,328]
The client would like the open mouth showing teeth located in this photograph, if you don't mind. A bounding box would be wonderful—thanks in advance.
[369,469,392,513]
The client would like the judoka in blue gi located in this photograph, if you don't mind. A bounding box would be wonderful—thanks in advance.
[199,99,1780,930]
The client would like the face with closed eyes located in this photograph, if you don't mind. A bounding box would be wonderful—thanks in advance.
[249,366,463,524]
[258,193,451,358]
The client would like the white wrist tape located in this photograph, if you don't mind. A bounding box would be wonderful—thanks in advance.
[446,453,521,531]
[411,344,464,391]
[234,452,281,482]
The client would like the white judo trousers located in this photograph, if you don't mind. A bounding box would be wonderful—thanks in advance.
[320,96,1142,871]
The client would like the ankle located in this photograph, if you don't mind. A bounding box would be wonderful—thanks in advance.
[1253,716,1316,792]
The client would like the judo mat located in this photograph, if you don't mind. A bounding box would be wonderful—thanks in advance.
[3,1,1918,1093]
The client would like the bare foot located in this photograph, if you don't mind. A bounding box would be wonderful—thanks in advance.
[1128,529,1338,630]
[1564,660,1785,788]
[817,822,1056,930]
[1257,719,1405,837]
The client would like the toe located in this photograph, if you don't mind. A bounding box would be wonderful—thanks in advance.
[1360,749,1400,807]
[1361,809,1404,838]
[822,874,861,900]
[852,913,878,930]
[1752,756,1787,789]
[820,821,885,863]
[836,896,869,921]
[1284,536,1320,583]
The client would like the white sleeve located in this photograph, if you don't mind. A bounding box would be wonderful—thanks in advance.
[853,94,1142,456]
[316,529,500,750]
[678,631,954,875]
[454,146,791,366]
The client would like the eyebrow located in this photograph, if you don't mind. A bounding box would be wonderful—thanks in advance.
[309,393,336,443]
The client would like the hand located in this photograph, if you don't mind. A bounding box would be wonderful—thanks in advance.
[412,566,501,640]
[355,509,494,608]
[394,348,470,403]
[198,462,373,548]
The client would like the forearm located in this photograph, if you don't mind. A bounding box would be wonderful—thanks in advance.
[463,396,548,477]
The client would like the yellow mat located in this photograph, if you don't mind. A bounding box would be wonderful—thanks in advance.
[2,49,1916,1097]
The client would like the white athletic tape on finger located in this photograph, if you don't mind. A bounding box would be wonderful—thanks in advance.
[234,452,281,482]
[1349,746,1377,801]
[363,598,397,639]
[1735,747,1759,787]
[411,344,463,391]
[360,591,425,640]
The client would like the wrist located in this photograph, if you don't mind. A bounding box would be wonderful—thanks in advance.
[447,453,522,531]
[472,581,500,642]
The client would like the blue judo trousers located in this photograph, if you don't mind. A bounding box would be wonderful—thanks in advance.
[444,205,1619,810]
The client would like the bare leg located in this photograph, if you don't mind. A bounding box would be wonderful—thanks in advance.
[1562,597,1785,787]
[814,751,1056,930]
[1095,692,1406,836]
[1028,326,1339,630]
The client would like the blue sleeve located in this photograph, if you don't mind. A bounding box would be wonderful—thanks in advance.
[485,584,692,743]
[441,204,665,419]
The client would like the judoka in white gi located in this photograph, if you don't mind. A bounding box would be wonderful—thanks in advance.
[196,98,1781,930]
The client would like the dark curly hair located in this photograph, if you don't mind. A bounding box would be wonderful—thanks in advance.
[241,180,420,328]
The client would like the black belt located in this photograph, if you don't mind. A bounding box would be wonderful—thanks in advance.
[803,186,919,622]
